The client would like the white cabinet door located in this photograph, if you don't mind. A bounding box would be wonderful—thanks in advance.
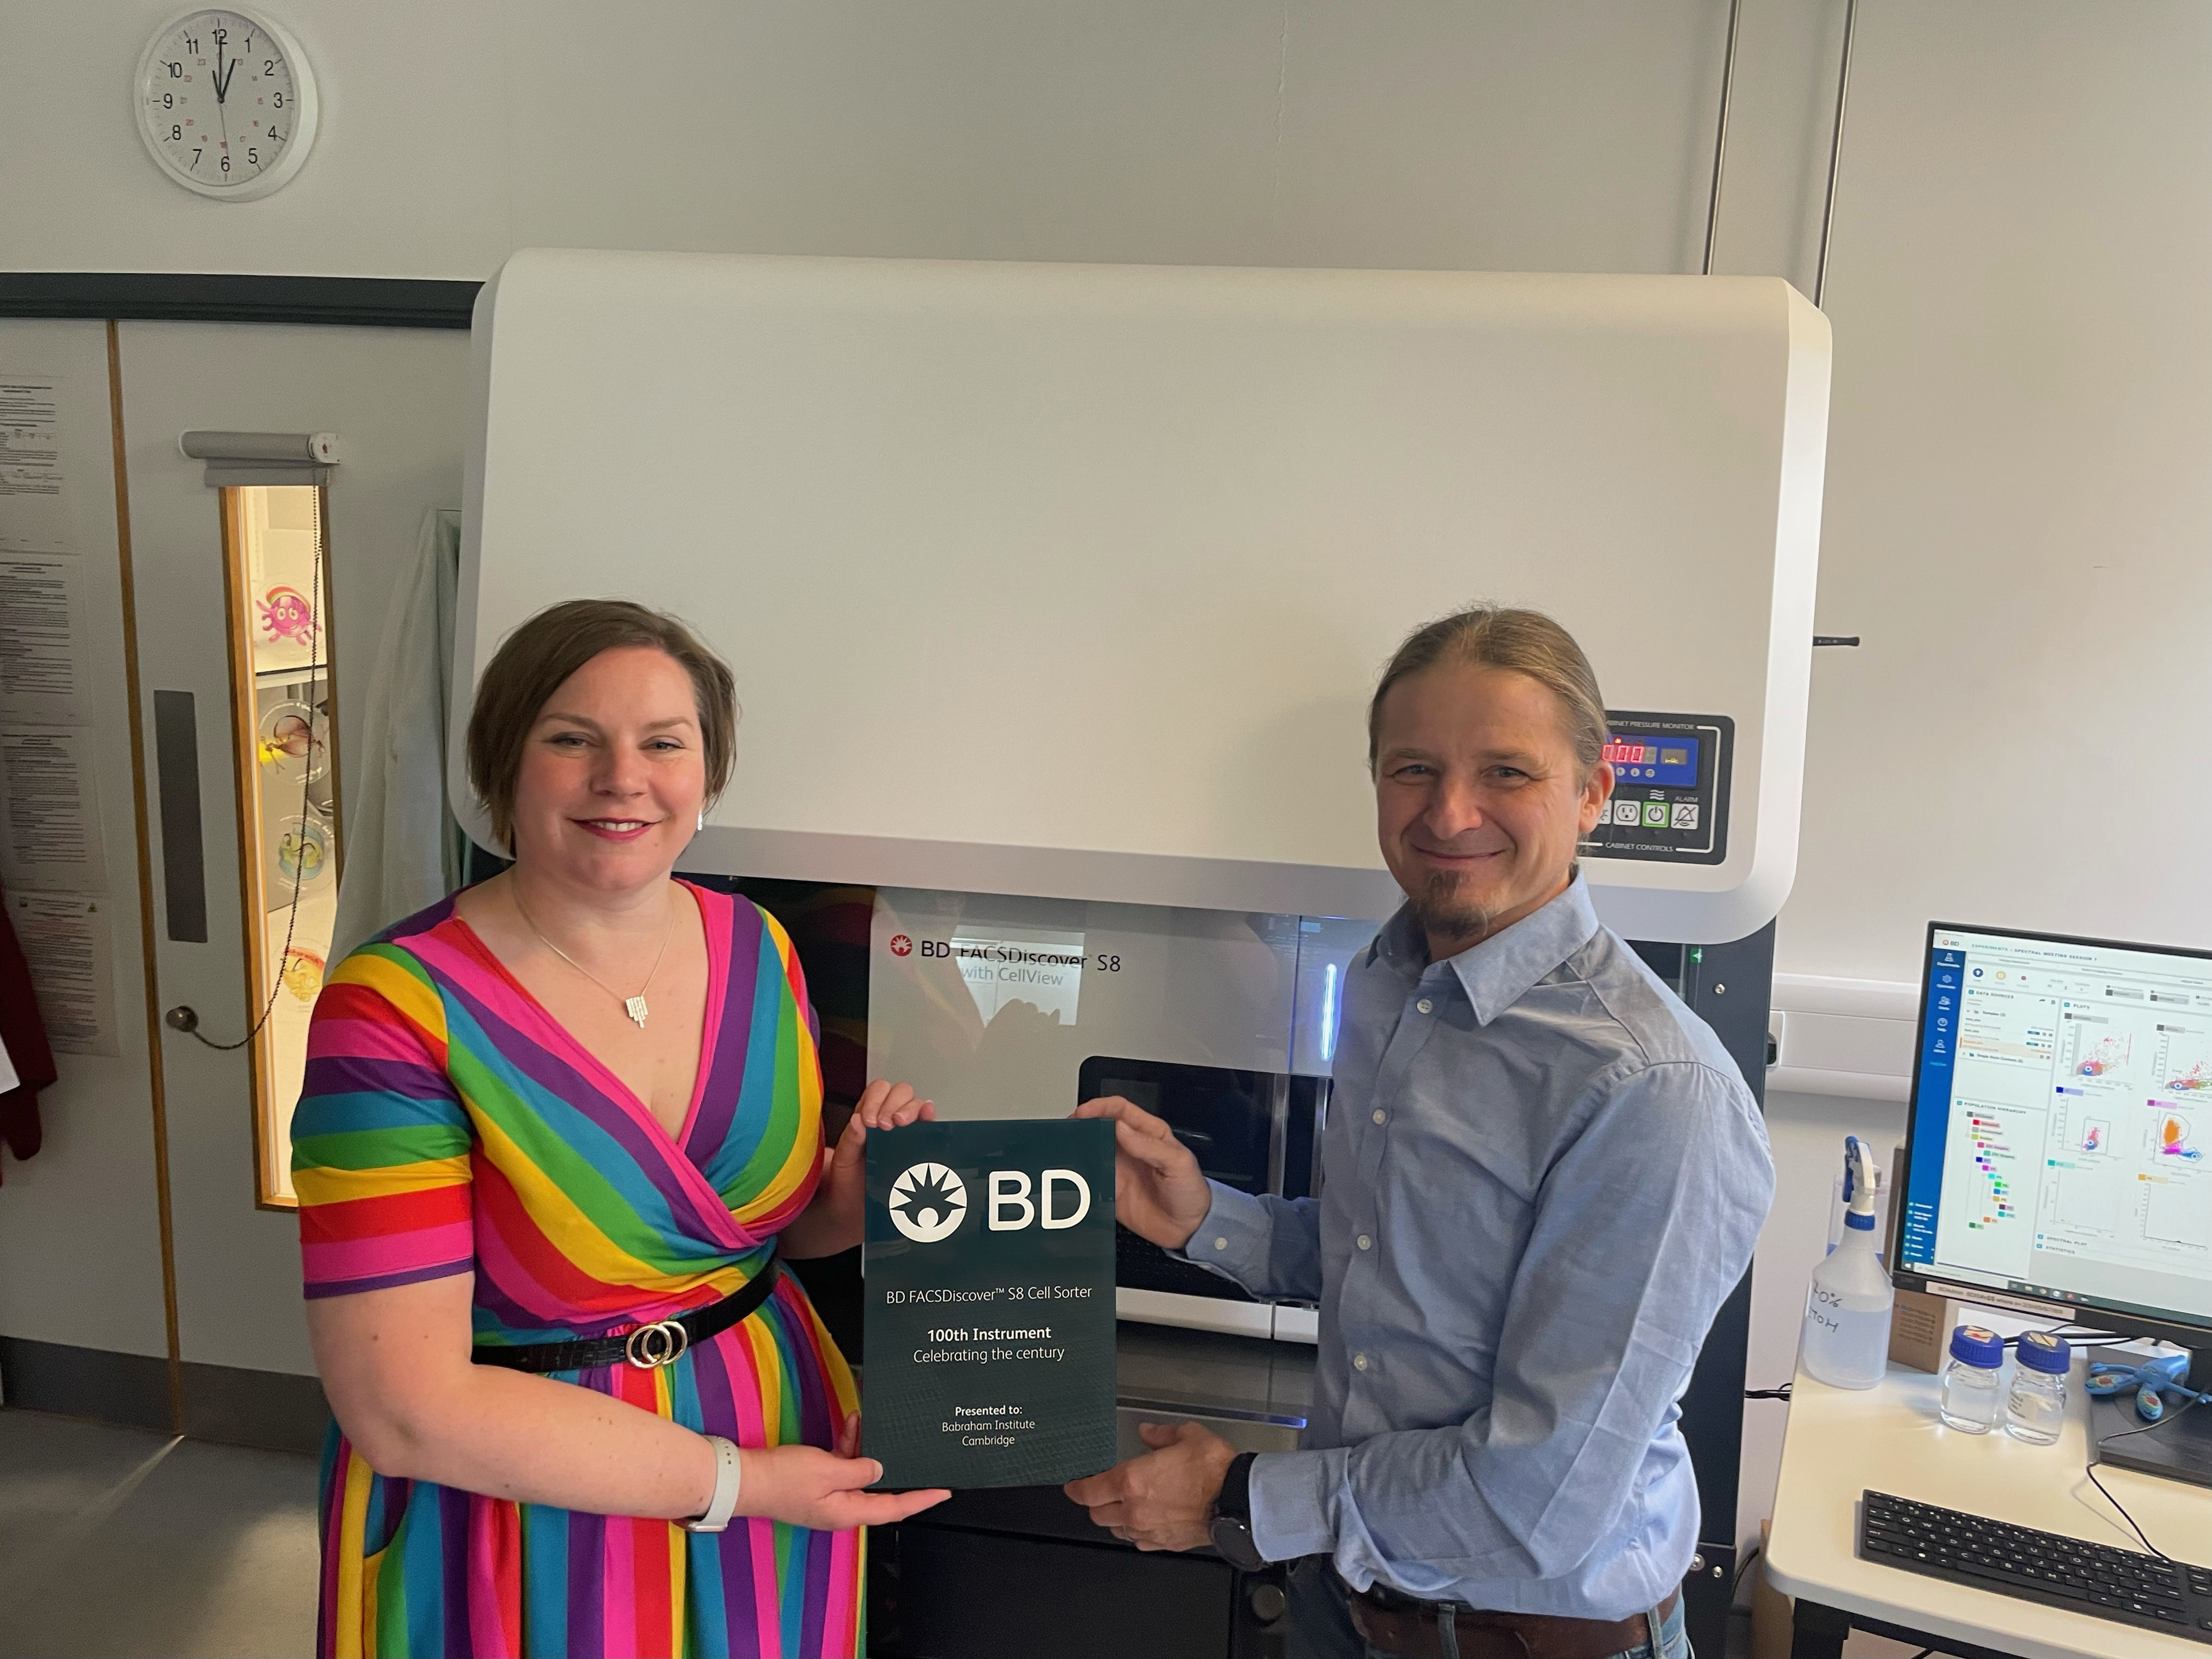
[0,320,174,1378]
[121,321,469,1378]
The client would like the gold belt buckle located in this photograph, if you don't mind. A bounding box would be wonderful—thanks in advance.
[624,1318,690,1369]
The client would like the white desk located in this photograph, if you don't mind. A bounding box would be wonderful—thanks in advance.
[1766,1358,2212,1659]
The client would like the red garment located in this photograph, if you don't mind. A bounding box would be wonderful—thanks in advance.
[0,878,57,1178]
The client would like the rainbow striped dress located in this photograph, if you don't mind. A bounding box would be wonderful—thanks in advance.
[294,884,862,1658]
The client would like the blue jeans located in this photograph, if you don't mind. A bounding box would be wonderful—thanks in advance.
[1285,1558,1693,1659]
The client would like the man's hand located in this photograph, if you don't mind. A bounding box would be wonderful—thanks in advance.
[1070,1095,1213,1251]
[1062,1421,1238,1552]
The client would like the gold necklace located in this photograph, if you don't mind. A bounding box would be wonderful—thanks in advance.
[511,884,675,1029]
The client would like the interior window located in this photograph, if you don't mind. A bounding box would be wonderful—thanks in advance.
[220,484,340,1209]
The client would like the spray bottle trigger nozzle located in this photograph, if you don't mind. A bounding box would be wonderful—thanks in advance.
[1843,1137,1882,1217]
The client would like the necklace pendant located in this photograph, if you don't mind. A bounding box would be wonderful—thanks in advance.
[625,995,650,1028]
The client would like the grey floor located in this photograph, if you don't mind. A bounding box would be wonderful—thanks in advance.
[0,1408,319,1658]
[0,1406,1929,1659]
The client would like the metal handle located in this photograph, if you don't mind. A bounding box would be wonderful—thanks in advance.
[153,690,208,943]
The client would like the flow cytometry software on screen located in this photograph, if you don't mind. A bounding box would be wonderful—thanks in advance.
[1901,926,2212,1327]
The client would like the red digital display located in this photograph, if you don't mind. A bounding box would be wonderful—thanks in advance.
[1604,732,1700,785]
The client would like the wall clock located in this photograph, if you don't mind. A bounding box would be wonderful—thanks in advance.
[135,9,319,200]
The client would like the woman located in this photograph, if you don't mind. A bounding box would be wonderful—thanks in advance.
[295,599,945,1659]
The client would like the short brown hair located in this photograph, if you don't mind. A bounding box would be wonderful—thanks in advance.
[466,599,738,849]
[1367,605,1607,777]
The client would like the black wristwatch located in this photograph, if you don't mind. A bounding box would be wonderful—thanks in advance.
[1207,1451,1266,1572]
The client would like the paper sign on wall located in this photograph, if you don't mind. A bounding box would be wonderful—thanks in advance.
[0,723,106,893]
[0,375,71,557]
[0,556,91,721]
[9,890,119,1057]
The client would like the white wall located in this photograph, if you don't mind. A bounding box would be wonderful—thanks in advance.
[4,0,2208,1583]
[10,1,2203,985]
[1791,13,2212,984]
[15,2,1773,279]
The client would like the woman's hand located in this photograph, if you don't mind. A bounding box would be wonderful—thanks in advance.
[1070,1095,1212,1251]
[740,1412,947,1531]
[851,1078,935,1135]
[781,1080,936,1259]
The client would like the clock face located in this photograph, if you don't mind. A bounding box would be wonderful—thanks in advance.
[135,9,318,200]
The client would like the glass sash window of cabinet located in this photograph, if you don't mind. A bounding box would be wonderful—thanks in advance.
[221,484,341,1209]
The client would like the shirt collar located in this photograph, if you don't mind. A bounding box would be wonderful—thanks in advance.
[1373,872,1602,1026]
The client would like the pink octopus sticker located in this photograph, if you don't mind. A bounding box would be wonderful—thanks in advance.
[258,584,319,647]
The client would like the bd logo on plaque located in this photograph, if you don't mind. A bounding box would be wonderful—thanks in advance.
[888,1163,969,1243]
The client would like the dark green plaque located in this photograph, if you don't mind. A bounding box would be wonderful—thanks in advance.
[864,1119,1117,1489]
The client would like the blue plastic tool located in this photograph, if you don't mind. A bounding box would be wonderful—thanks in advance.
[2086,1350,2212,1423]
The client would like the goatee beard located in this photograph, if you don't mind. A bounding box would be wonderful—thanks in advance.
[1406,872,1492,958]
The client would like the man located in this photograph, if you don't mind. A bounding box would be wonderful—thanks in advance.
[1066,606,1775,1659]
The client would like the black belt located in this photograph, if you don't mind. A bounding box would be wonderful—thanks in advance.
[1344,1573,1679,1659]
[471,1247,779,1375]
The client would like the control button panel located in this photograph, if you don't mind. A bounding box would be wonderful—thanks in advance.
[1579,711,1733,866]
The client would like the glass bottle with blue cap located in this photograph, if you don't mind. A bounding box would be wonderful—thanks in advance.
[2006,1331,2071,1444]
[1938,1324,2005,1432]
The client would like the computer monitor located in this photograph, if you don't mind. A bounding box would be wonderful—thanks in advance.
[1895,923,2212,1483]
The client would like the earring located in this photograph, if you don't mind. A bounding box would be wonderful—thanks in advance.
[697,810,706,832]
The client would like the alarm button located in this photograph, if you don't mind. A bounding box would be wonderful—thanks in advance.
[1671,802,1700,831]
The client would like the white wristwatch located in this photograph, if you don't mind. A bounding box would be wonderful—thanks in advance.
[680,1435,744,1534]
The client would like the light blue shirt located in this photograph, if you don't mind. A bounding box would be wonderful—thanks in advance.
[1177,876,1774,1618]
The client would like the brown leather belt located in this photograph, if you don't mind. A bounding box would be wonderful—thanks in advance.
[1344,1578,1679,1659]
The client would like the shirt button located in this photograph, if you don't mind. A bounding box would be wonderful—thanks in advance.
[1353,1353,1370,1372]
[1213,1237,1229,1251]
[1356,1234,1373,1251]
[1372,1108,1387,1125]
[1416,998,1434,1015]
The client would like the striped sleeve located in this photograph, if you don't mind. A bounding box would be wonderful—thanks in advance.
[291,943,476,1300]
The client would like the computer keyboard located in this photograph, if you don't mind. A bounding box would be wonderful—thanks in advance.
[1859,1490,2212,1644]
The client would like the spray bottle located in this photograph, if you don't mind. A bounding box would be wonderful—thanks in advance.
[1799,1136,1895,1389]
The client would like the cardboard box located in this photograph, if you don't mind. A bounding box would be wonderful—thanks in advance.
[1889,1286,1955,1373]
